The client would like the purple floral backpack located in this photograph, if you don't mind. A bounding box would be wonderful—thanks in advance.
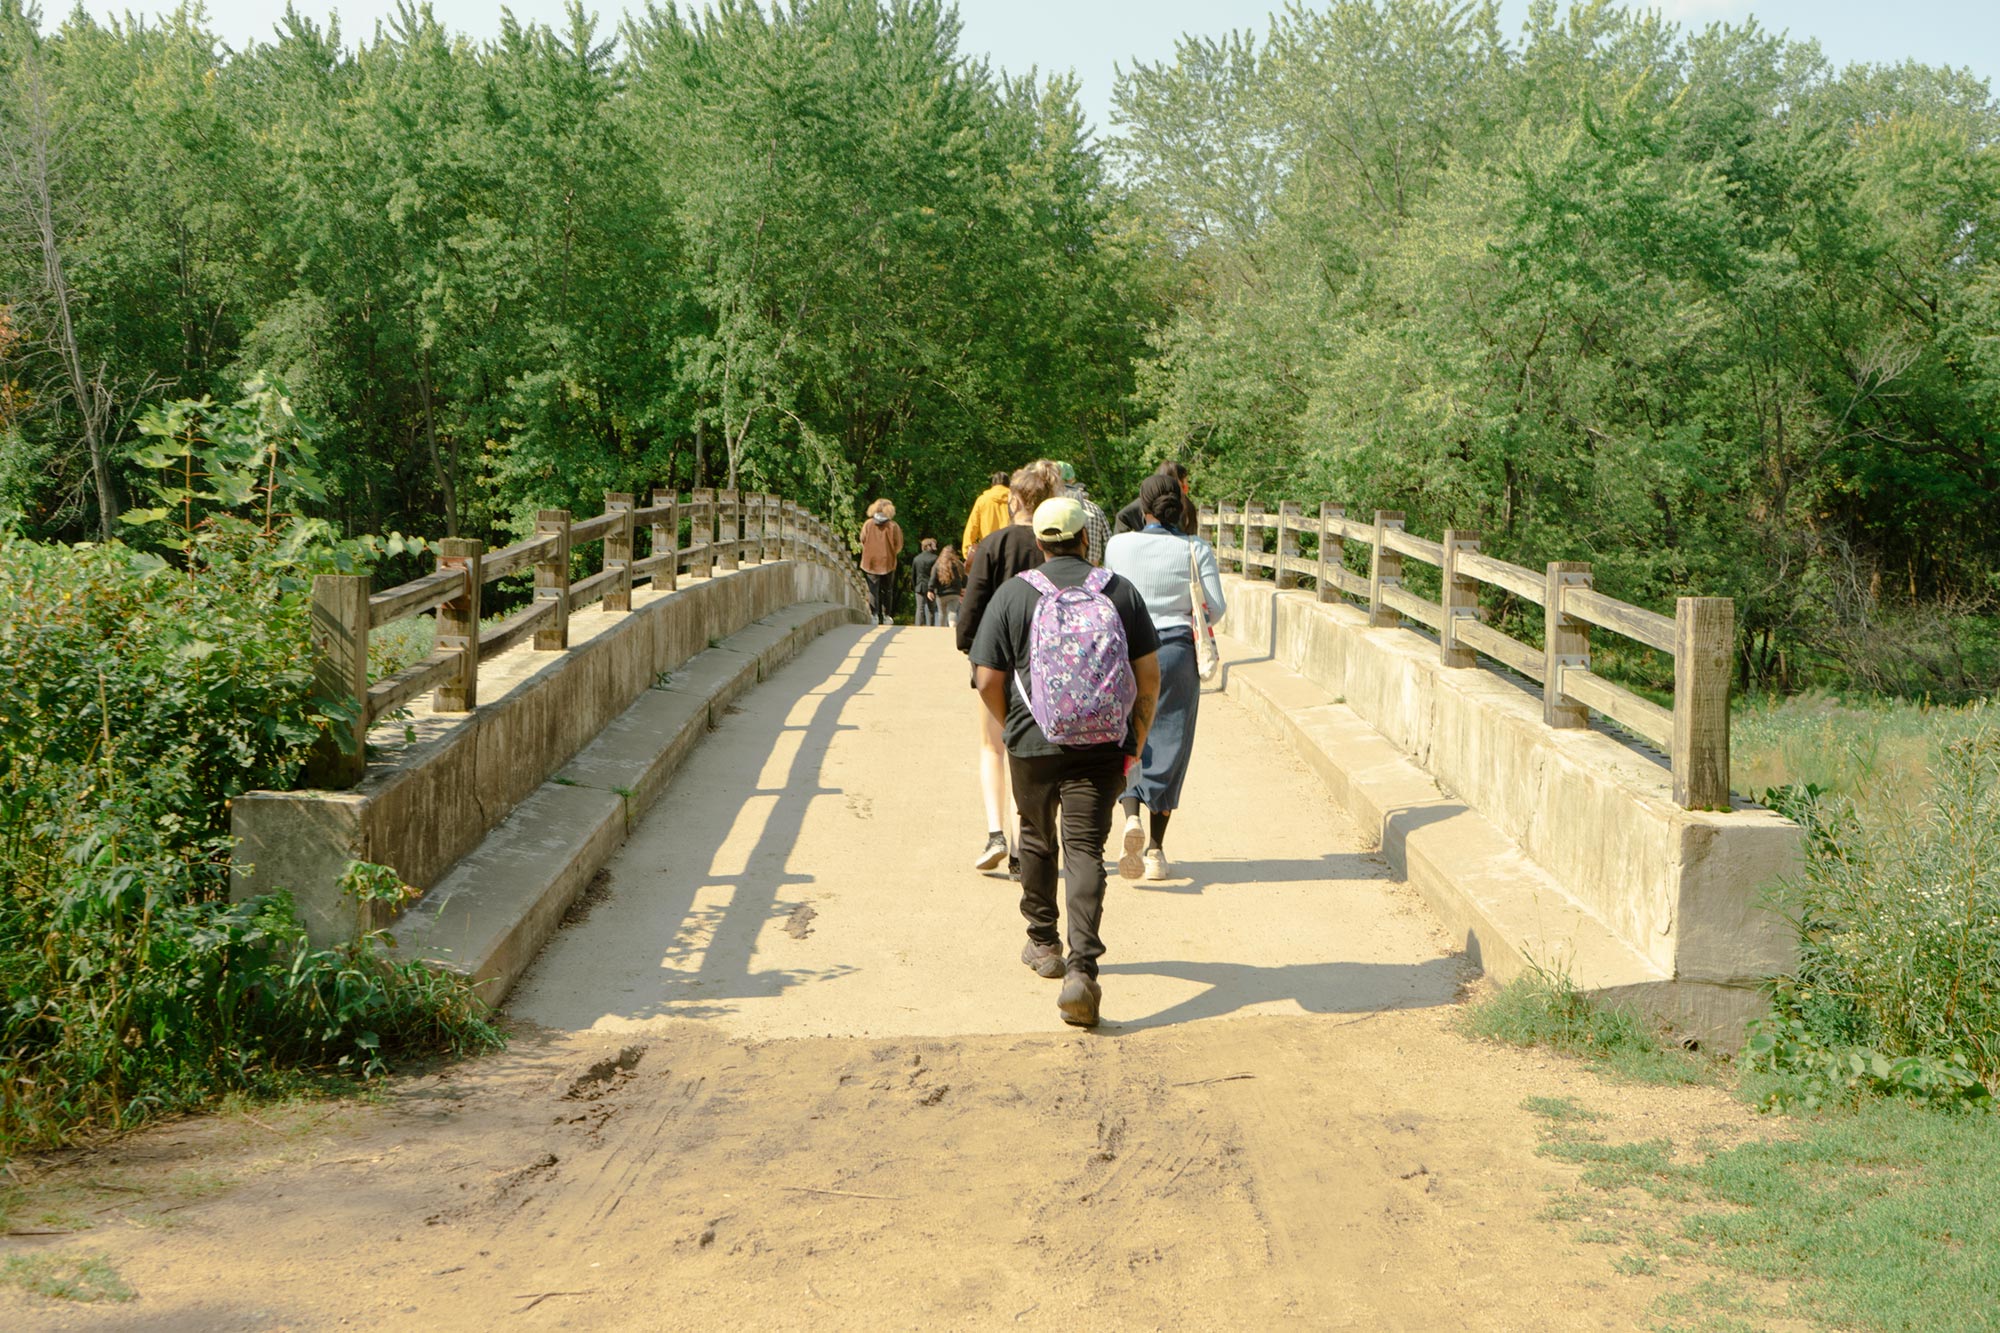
[1014,568,1137,746]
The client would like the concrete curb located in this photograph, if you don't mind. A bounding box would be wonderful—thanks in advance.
[391,602,860,1005]
[1214,635,1671,1000]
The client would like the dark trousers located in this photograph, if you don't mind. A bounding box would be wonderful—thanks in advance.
[915,593,939,626]
[1010,750,1125,977]
[865,570,894,623]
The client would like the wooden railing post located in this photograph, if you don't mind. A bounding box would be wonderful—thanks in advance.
[434,538,483,712]
[1216,502,1239,572]
[762,494,779,562]
[1368,510,1405,626]
[1238,499,1254,577]
[690,488,715,576]
[1276,500,1301,590]
[604,491,635,611]
[1245,501,1266,580]
[534,508,571,650]
[1317,503,1345,603]
[1674,596,1734,809]
[742,491,762,565]
[1441,529,1480,668]
[652,487,678,591]
[718,489,741,571]
[306,573,370,788]
[783,501,798,561]
[1543,561,1592,727]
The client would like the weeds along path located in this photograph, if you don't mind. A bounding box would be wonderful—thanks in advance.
[3,626,1789,1330]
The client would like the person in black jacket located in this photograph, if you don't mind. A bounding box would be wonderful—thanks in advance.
[959,461,1059,875]
[912,538,940,626]
[1115,461,1192,535]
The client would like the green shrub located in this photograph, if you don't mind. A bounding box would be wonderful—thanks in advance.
[0,408,496,1152]
[1752,727,2000,1110]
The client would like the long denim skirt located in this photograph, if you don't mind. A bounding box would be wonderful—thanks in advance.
[1124,628,1200,812]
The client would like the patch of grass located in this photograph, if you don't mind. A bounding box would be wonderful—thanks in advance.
[1462,968,1708,1085]
[1683,1101,2000,1331]
[0,1252,134,1303]
[1525,1087,2000,1331]
[1732,691,1991,815]
[1523,1095,1605,1123]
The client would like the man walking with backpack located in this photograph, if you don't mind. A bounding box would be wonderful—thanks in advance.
[971,497,1160,1027]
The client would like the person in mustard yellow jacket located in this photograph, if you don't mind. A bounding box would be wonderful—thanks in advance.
[961,472,1012,556]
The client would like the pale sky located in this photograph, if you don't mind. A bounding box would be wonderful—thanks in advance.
[59,1,2000,137]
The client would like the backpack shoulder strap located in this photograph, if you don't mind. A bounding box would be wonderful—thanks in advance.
[1020,568,1057,598]
[1083,567,1113,595]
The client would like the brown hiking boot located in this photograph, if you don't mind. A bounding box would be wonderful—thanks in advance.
[1057,970,1102,1027]
[1020,938,1065,979]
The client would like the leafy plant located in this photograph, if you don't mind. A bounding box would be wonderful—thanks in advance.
[1759,727,2000,1101]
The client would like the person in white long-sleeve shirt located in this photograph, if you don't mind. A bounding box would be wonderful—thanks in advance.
[1101,472,1227,881]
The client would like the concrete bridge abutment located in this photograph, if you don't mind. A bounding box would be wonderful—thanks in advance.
[1214,574,1800,1047]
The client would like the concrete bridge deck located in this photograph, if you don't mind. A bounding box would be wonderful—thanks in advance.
[509,622,1463,1038]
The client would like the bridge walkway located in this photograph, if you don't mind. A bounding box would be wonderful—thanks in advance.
[508,622,1460,1038]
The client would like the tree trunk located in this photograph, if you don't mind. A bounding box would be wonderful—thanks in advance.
[0,53,118,537]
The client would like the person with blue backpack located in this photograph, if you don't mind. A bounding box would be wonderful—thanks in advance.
[970,497,1161,1028]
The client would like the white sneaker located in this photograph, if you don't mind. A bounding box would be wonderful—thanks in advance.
[1118,815,1145,880]
[1143,849,1168,881]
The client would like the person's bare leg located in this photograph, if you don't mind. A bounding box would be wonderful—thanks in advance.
[974,701,1013,869]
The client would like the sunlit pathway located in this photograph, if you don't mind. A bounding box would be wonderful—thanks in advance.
[509,622,1461,1038]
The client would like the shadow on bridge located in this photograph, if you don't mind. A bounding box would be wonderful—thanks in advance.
[1096,954,1465,1033]
[512,627,895,1027]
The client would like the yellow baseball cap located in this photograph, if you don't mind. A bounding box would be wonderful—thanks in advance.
[1032,496,1087,540]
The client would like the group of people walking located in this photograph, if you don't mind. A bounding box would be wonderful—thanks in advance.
[854,458,1225,1029]
[855,459,1224,1026]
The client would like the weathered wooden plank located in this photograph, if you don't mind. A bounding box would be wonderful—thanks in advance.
[1544,562,1592,729]
[533,509,571,650]
[569,566,621,611]
[306,574,369,788]
[1562,586,1676,655]
[1674,597,1734,810]
[1380,584,1443,629]
[477,600,553,659]
[1441,529,1480,668]
[1382,528,1444,566]
[568,509,622,544]
[366,651,459,723]
[368,569,465,630]
[1561,667,1674,750]
[433,539,482,713]
[481,533,558,583]
[1456,619,1544,678]
[1458,551,1544,605]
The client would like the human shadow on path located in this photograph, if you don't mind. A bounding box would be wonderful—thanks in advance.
[1094,954,1466,1032]
[511,626,894,1026]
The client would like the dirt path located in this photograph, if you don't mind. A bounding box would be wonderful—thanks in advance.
[3,625,1783,1330]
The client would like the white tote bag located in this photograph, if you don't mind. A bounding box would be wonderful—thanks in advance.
[1189,539,1221,683]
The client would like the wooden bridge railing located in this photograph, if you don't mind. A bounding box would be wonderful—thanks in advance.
[1200,501,1732,811]
[308,489,862,788]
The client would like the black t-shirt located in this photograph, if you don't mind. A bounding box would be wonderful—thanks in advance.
[969,556,1161,759]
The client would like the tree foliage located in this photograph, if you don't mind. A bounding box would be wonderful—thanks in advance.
[1116,0,2000,693]
[0,0,1154,563]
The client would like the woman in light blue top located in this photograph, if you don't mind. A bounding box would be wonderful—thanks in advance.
[1101,472,1227,881]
